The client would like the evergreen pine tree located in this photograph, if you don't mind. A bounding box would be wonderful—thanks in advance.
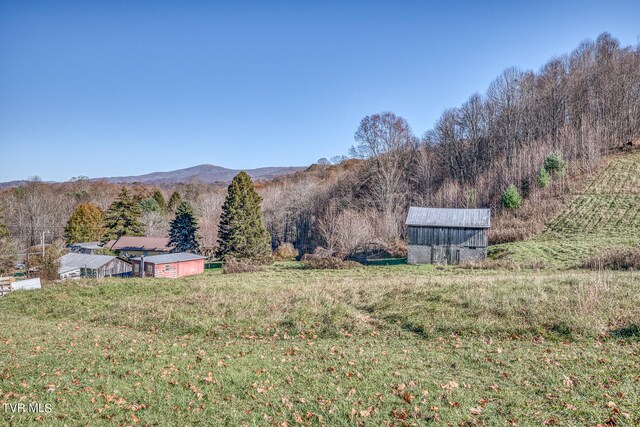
[544,152,567,177]
[64,203,105,244]
[169,201,200,253]
[536,166,551,188]
[216,172,271,263]
[152,189,168,214]
[501,184,522,209]
[101,187,145,243]
[139,198,161,213]
[167,191,182,213]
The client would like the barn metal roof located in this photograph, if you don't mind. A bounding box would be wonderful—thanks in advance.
[405,207,491,228]
[59,253,127,274]
[131,253,207,264]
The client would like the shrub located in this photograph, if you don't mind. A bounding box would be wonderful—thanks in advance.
[544,152,567,176]
[222,257,263,274]
[385,240,408,258]
[489,226,535,244]
[501,184,522,209]
[272,242,299,261]
[0,236,16,275]
[580,247,640,270]
[536,167,551,188]
[40,244,64,282]
[300,247,359,270]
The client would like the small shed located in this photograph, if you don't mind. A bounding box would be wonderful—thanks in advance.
[59,253,132,279]
[406,207,490,265]
[131,253,206,278]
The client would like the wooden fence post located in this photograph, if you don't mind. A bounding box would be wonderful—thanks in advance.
[0,276,15,297]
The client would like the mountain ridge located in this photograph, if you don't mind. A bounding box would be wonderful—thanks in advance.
[100,164,306,184]
[0,164,307,188]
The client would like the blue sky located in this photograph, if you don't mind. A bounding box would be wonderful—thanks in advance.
[1,0,639,182]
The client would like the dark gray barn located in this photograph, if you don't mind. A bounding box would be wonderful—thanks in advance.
[406,207,490,265]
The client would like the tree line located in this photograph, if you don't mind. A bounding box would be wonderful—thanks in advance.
[1,33,639,269]
[263,33,640,256]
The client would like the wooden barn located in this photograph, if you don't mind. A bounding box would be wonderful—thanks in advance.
[131,253,206,278]
[406,207,490,265]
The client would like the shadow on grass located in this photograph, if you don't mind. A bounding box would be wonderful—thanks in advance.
[611,324,640,339]
[548,321,574,338]
[363,258,407,266]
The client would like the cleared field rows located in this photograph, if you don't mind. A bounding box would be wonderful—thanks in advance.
[548,194,640,236]
[496,152,640,267]
[583,152,640,195]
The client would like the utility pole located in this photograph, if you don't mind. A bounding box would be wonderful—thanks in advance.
[41,230,50,258]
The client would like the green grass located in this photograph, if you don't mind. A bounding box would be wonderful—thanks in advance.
[1,264,639,425]
[492,152,640,267]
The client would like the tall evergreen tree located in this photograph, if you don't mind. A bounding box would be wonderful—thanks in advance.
[64,203,105,244]
[152,189,168,214]
[167,191,182,213]
[101,187,145,243]
[169,201,200,253]
[216,172,271,263]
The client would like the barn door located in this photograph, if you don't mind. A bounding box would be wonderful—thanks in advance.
[431,247,445,264]
[444,247,461,265]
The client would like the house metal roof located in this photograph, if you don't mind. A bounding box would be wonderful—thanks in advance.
[68,241,103,250]
[405,207,491,228]
[59,253,128,274]
[131,253,207,264]
[108,236,173,251]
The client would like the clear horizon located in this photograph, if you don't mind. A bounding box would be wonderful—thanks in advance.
[1,0,639,182]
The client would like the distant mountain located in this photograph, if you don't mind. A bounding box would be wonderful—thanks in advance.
[97,164,306,184]
[0,179,56,189]
[0,165,306,188]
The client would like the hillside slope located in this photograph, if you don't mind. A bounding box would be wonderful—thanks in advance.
[491,151,640,267]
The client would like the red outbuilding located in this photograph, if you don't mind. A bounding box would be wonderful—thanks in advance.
[131,253,206,278]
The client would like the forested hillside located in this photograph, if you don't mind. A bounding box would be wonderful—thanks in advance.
[1,33,639,260]
[260,32,640,256]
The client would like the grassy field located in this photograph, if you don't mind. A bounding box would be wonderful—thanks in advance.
[491,151,640,267]
[1,264,639,426]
